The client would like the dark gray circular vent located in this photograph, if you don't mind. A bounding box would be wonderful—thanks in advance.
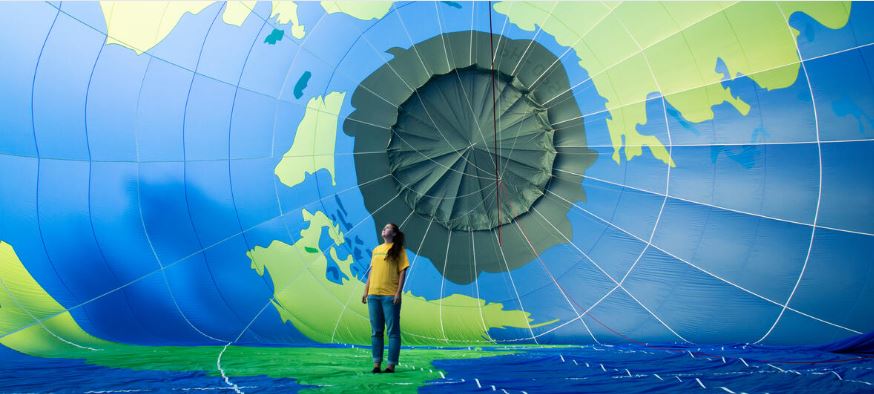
[343,31,595,284]
[388,67,556,231]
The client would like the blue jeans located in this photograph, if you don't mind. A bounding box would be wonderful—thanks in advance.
[368,295,401,364]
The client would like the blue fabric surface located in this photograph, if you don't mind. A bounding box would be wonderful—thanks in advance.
[2,343,872,392]
[422,344,874,393]
[821,331,874,354]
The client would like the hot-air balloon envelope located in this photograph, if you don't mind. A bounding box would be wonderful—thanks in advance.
[1,1,873,392]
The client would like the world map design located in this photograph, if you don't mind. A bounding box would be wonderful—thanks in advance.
[1,2,873,369]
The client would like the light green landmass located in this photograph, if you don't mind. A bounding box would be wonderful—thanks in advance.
[275,92,345,188]
[227,1,306,37]
[100,1,214,54]
[247,209,556,345]
[321,1,394,20]
[99,1,305,54]
[0,241,520,392]
[272,0,306,39]
[0,241,113,354]
[99,0,396,54]
[222,0,258,26]
[496,1,851,167]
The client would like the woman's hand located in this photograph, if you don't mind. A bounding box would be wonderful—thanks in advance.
[393,293,402,305]
[361,293,368,304]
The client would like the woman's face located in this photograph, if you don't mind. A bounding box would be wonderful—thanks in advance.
[381,224,395,239]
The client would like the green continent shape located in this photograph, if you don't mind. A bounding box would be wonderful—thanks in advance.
[321,1,394,20]
[495,1,850,167]
[247,209,553,345]
[0,241,525,392]
[272,1,306,39]
[100,1,305,54]
[0,241,113,355]
[275,92,345,188]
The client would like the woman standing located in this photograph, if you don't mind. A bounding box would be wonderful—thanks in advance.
[361,223,409,373]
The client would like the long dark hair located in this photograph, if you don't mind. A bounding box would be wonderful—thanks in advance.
[385,223,405,263]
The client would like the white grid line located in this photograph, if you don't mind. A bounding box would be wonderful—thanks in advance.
[544,190,861,336]
[755,5,825,344]
[569,171,873,238]
[510,220,602,344]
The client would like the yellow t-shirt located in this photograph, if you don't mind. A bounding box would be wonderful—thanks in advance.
[368,243,410,296]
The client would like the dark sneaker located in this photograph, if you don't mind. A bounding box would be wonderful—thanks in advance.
[371,367,382,374]
[383,366,395,373]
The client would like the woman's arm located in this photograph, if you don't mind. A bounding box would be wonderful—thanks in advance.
[361,273,371,304]
[394,268,407,304]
